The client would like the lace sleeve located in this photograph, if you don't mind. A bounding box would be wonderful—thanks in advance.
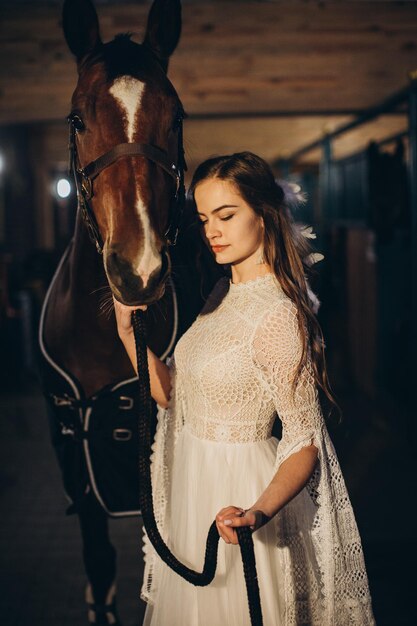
[252,298,323,471]
[253,299,375,624]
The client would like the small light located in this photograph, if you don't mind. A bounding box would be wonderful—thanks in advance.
[0,153,4,175]
[56,178,71,199]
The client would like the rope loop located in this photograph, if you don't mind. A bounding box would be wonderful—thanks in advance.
[132,309,263,625]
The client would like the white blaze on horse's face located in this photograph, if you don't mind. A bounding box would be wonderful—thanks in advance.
[109,76,144,142]
[109,76,161,289]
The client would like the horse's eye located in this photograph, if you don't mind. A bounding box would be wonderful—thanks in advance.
[68,114,85,133]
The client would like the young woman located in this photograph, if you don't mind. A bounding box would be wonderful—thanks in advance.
[114,152,375,625]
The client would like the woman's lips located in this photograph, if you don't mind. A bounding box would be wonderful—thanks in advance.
[211,245,229,253]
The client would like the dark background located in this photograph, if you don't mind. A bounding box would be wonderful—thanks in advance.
[1,2,416,625]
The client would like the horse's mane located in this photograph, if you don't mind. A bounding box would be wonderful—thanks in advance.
[107,33,168,80]
[113,33,134,44]
[81,33,144,77]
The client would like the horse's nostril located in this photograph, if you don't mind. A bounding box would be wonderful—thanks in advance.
[106,249,134,288]
[106,246,166,297]
[110,251,120,263]
[107,245,131,268]
[107,250,123,273]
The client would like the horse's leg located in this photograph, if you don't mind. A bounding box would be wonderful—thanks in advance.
[78,491,121,625]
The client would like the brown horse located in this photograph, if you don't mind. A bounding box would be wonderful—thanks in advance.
[38,1,220,623]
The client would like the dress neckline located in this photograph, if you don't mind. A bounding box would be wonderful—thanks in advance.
[228,273,276,290]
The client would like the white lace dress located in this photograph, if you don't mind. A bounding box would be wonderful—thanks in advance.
[141,274,375,626]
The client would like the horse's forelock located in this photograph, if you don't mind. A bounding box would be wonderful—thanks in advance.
[78,35,143,78]
[103,35,164,83]
[77,33,175,103]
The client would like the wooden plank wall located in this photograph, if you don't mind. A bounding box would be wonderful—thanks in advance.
[1,1,416,122]
[0,1,415,248]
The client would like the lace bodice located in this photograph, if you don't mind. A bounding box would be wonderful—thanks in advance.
[142,273,375,624]
[173,273,322,460]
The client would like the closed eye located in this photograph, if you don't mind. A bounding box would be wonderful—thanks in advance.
[198,214,235,226]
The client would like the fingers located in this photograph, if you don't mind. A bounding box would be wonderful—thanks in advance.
[112,296,148,335]
[223,510,257,530]
[222,509,271,533]
[215,519,233,544]
[216,506,251,545]
[216,507,234,543]
[216,506,238,544]
[226,512,257,529]
[112,296,148,312]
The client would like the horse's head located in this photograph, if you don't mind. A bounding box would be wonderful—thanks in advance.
[63,0,184,305]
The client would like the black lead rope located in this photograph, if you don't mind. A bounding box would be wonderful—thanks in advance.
[132,309,263,626]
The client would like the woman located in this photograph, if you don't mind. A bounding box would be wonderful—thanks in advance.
[114,152,375,625]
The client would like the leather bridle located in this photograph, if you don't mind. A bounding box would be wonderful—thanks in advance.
[67,110,187,254]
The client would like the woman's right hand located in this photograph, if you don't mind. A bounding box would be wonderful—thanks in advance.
[113,296,147,339]
[113,296,171,406]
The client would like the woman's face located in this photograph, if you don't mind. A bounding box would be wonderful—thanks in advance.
[194,178,264,266]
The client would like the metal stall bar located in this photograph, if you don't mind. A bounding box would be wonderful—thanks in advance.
[319,136,333,223]
[284,78,416,409]
[187,108,406,122]
[325,130,408,168]
[408,73,417,357]
[377,130,408,150]
[286,83,410,164]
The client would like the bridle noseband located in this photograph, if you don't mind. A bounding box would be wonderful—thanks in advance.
[67,111,187,254]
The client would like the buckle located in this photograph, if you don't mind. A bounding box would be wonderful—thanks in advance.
[113,428,132,441]
[60,424,76,436]
[80,171,93,200]
[50,393,76,407]
[119,396,134,410]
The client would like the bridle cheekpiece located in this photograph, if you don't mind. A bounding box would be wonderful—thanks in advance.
[67,110,187,254]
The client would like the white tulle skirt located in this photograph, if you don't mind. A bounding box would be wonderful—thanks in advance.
[142,425,286,626]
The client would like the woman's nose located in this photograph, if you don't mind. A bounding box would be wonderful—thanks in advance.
[205,222,221,239]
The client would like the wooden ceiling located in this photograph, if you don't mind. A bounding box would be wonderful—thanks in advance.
[0,1,416,167]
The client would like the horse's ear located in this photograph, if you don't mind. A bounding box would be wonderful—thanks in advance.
[62,0,102,64]
[143,0,182,72]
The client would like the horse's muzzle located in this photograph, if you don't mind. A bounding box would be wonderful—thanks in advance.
[105,247,170,306]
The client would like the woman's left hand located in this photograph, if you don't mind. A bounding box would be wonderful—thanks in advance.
[215,506,271,545]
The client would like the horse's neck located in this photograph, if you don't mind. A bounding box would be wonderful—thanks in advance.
[43,212,134,396]
[66,214,115,337]
[69,212,108,298]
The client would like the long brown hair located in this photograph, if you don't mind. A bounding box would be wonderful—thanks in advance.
[189,151,339,419]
